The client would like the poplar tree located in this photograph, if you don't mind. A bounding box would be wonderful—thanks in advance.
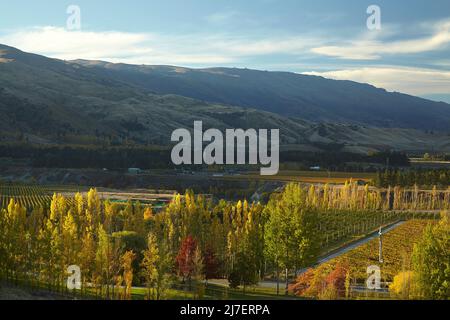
[412,213,450,299]
[141,233,159,299]
[265,183,319,295]
[121,250,136,300]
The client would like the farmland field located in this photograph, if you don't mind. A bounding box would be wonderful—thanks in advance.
[222,170,376,184]
[0,184,175,210]
[0,185,84,209]
[290,219,442,299]
[321,220,432,282]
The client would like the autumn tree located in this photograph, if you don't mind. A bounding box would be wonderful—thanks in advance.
[390,271,418,299]
[141,233,159,299]
[203,246,220,282]
[96,224,121,298]
[176,235,199,290]
[323,262,349,299]
[192,245,205,298]
[412,213,450,299]
[120,250,136,300]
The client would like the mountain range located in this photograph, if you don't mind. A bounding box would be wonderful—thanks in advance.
[0,44,449,153]
[71,59,450,131]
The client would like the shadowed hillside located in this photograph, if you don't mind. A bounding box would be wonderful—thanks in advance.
[0,44,449,153]
[70,59,450,131]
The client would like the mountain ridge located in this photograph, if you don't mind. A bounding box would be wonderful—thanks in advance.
[0,44,449,153]
[68,57,450,131]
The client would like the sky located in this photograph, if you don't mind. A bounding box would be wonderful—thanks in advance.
[1,0,450,102]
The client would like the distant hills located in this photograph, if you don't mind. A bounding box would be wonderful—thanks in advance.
[0,44,310,146]
[72,59,450,131]
[0,44,449,153]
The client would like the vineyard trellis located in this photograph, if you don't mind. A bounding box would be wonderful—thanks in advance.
[0,184,88,210]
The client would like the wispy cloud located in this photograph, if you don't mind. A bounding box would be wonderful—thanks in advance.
[311,19,450,60]
[0,27,237,65]
[303,66,450,95]
[2,19,449,65]
[0,26,318,66]
[1,18,450,96]
[0,26,154,61]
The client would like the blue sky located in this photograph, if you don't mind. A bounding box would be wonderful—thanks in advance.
[1,0,450,101]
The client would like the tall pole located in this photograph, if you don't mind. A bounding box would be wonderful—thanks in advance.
[378,227,383,263]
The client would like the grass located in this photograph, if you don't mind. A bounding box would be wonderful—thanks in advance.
[221,170,375,184]
[130,282,298,300]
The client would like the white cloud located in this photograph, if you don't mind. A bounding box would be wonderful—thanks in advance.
[5,19,448,67]
[0,26,318,66]
[1,24,450,96]
[311,19,450,60]
[209,36,317,56]
[0,26,237,65]
[302,66,450,95]
[0,26,154,61]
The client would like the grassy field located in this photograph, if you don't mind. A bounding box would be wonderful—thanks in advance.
[221,170,375,184]
[1,278,289,300]
[130,283,294,300]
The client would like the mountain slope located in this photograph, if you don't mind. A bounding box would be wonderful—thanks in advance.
[0,44,309,145]
[0,44,449,153]
[70,59,450,131]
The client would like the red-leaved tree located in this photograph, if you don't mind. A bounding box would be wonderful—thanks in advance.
[203,246,220,281]
[324,262,349,298]
[176,235,198,286]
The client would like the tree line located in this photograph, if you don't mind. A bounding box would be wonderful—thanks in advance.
[0,182,447,299]
[0,143,409,171]
[373,169,450,188]
[0,185,321,298]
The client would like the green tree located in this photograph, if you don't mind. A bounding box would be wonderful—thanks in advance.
[265,183,320,295]
[141,233,160,300]
[412,213,450,299]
